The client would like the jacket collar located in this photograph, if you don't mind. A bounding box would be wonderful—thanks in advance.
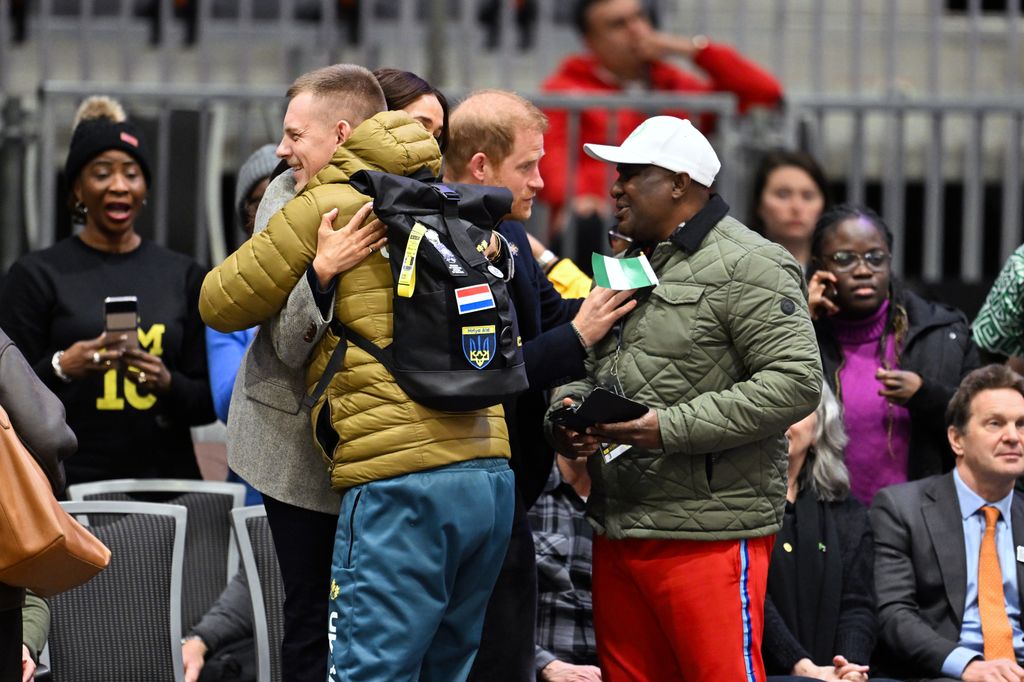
[901,288,967,349]
[542,461,564,494]
[306,110,442,191]
[924,471,1024,626]
[556,53,693,92]
[542,462,588,508]
[952,466,1014,523]
[667,194,730,254]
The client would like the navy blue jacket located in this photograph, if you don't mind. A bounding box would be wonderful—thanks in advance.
[498,221,585,507]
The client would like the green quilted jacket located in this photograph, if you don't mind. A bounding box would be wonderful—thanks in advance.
[551,196,822,540]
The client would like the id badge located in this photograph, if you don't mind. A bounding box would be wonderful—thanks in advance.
[601,442,632,463]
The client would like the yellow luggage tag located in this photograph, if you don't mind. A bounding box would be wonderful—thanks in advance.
[397,222,427,298]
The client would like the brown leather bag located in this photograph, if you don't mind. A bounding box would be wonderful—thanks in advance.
[0,404,110,597]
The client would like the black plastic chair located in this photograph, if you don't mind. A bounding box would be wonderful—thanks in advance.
[67,478,245,632]
[232,505,285,682]
[48,500,187,682]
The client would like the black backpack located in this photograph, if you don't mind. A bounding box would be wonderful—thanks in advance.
[305,169,528,413]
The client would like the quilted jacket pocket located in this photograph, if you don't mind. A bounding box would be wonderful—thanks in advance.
[638,282,705,359]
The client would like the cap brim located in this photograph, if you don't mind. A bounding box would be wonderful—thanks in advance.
[583,142,648,166]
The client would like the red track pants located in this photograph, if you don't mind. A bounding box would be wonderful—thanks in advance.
[592,534,774,682]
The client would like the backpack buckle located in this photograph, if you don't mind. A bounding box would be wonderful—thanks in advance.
[432,184,461,203]
[432,184,461,220]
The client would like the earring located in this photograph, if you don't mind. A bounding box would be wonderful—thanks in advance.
[74,201,87,216]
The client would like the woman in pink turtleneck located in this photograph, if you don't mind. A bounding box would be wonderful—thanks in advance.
[806,205,979,505]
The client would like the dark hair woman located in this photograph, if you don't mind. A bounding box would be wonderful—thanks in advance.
[749,149,829,269]
[808,204,979,504]
[0,96,215,485]
[373,68,450,153]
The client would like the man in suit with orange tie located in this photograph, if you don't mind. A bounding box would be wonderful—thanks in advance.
[872,364,1024,682]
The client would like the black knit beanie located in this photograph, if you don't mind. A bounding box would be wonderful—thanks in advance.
[64,116,152,187]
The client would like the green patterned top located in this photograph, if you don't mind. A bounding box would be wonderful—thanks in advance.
[974,244,1024,357]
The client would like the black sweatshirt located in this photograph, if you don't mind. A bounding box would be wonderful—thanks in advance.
[0,237,215,484]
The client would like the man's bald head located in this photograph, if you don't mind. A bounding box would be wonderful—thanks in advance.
[445,90,548,180]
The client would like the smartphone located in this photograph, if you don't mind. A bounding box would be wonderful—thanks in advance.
[104,296,139,350]
[548,401,588,433]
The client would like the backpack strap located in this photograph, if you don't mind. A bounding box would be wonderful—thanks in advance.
[302,322,395,409]
[303,324,349,409]
[432,184,488,267]
[492,277,519,365]
[341,324,393,368]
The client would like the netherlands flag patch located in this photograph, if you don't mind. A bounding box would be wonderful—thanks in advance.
[455,284,496,315]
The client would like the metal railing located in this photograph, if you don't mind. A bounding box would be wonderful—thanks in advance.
[31,85,742,268]
[19,84,1024,284]
[5,1,1024,282]
[5,1,1024,98]
[788,94,1024,282]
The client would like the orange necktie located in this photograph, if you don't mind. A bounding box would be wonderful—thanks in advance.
[979,505,1016,661]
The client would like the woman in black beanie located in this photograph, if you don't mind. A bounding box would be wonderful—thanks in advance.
[0,96,215,485]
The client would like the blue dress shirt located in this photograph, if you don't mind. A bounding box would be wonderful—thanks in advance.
[941,469,1024,677]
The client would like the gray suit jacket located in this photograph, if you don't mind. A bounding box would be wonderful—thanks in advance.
[871,472,1024,679]
[225,171,339,515]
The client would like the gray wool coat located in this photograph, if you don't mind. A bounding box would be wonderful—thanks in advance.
[225,171,339,515]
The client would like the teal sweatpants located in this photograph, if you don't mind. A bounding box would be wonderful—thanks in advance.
[327,457,515,682]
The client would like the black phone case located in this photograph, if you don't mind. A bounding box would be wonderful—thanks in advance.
[548,388,647,431]
[548,404,591,433]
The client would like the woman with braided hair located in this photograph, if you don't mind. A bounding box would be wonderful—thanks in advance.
[807,205,979,504]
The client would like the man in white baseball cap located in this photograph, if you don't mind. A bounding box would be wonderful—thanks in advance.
[578,115,728,250]
[548,114,822,681]
[583,115,721,187]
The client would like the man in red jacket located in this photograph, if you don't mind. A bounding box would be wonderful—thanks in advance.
[540,0,783,253]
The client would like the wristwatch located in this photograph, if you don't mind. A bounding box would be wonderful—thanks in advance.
[51,350,71,383]
[537,249,558,272]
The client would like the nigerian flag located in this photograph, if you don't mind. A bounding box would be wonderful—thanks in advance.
[591,253,659,290]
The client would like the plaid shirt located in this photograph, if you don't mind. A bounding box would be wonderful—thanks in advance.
[528,465,598,673]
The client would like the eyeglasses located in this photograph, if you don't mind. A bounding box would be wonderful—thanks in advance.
[607,229,634,251]
[822,249,891,272]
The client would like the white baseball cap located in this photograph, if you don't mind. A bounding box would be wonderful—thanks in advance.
[583,116,721,187]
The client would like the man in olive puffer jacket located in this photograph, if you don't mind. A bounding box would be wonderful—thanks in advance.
[549,116,822,682]
[201,81,514,680]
